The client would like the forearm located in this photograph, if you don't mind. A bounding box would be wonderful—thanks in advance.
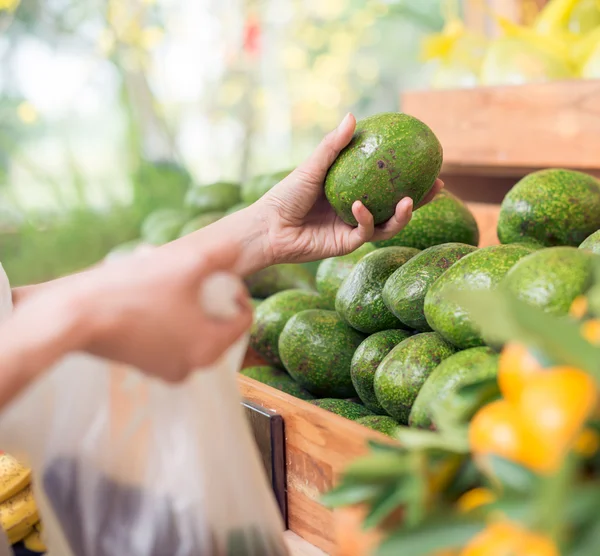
[0,302,89,409]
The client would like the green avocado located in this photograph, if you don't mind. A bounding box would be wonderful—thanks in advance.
[503,247,597,315]
[335,247,420,333]
[250,289,326,367]
[374,190,480,250]
[141,209,190,245]
[325,113,442,226]
[241,169,292,204]
[107,239,145,258]
[133,160,191,214]
[251,298,263,310]
[315,244,376,309]
[178,212,225,237]
[409,347,499,430]
[580,230,600,254]
[184,182,241,214]
[424,244,536,349]
[350,330,412,414]
[245,264,316,299]
[309,399,374,420]
[279,310,366,398]
[497,169,600,247]
[383,243,478,331]
[240,366,315,400]
[374,332,456,424]
[224,202,250,216]
[356,415,401,437]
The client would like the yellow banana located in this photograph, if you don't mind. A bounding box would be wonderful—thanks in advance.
[0,453,31,505]
[0,486,39,544]
[24,525,46,553]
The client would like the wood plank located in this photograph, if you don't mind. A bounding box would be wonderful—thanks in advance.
[403,80,600,172]
[238,376,396,555]
[468,201,500,247]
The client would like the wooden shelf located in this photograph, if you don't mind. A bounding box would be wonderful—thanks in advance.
[402,80,600,176]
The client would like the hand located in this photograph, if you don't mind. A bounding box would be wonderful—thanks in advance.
[12,241,253,383]
[258,113,444,264]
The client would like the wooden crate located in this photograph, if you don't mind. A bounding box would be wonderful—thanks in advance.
[240,203,501,555]
[402,80,600,178]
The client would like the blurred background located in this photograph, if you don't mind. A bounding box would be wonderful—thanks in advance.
[1,0,598,285]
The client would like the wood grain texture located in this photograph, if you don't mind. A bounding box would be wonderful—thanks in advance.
[403,80,600,172]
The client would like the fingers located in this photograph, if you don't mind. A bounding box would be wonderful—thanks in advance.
[415,178,444,209]
[370,198,414,242]
[294,113,356,185]
[348,201,375,246]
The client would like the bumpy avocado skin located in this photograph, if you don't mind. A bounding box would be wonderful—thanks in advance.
[497,169,600,247]
[250,289,326,367]
[325,113,443,226]
[350,330,412,414]
[373,190,479,249]
[245,264,316,299]
[424,244,535,349]
[579,230,600,254]
[409,347,498,430]
[383,243,478,331]
[279,310,366,398]
[316,244,376,309]
[335,247,420,333]
[184,182,241,214]
[503,247,597,315]
[374,332,456,424]
[310,399,374,420]
[356,415,401,437]
[240,366,315,400]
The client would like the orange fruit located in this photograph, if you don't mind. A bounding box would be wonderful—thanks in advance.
[498,343,543,403]
[456,488,496,513]
[569,295,588,319]
[581,319,600,345]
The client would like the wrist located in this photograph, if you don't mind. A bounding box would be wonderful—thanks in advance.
[235,202,277,272]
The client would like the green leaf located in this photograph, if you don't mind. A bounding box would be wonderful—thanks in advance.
[485,456,538,494]
[320,482,385,508]
[375,516,484,556]
[568,519,600,556]
[362,481,411,530]
[394,427,470,454]
[435,377,501,426]
[343,452,410,482]
[367,439,406,454]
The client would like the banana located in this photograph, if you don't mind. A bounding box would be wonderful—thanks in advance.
[24,525,46,553]
[0,453,31,504]
[0,486,39,544]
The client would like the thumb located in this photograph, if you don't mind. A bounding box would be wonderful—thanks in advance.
[295,113,356,184]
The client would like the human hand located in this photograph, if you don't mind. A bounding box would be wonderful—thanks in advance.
[257,113,444,264]
[13,241,252,383]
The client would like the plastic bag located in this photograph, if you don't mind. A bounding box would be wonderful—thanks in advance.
[0,263,286,556]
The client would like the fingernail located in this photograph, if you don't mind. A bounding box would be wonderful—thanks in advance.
[338,112,351,130]
[401,197,413,212]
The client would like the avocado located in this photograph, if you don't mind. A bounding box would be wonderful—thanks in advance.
[133,160,191,215]
[503,247,596,315]
[324,113,442,226]
[350,329,412,414]
[383,243,478,331]
[497,169,600,247]
[279,310,366,398]
[245,264,316,299]
[356,415,401,437]
[240,366,315,400]
[374,190,480,250]
[316,243,376,309]
[224,202,250,216]
[424,244,535,349]
[178,212,225,237]
[580,230,600,254]
[141,209,190,245]
[107,239,145,258]
[242,169,292,204]
[409,347,499,430]
[374,332,456,424]
[184,182,241,214]
[335,247,420,333]
[309,399,374,420]
[250,289,326,367]
[251,298,263,310]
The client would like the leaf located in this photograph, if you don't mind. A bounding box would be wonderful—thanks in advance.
[568,519,600,556]
[320,481,385,508]
[362,481,411,530]
[394,426,470,454]
[435,377,501,426]
[375,516,484,556]
[367,439,405,454]
[343,452,410,482]
[485,455,539,494]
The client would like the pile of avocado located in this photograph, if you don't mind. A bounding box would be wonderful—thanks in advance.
[244,114,600,437]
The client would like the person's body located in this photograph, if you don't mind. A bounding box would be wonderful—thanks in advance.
[0,114,443,409]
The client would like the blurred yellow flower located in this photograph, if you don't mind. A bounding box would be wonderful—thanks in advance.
[16,102,38,124]
[141,26,164,49]
[0,0,20,12]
